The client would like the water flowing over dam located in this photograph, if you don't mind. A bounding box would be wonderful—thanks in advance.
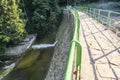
[32,41,58,49]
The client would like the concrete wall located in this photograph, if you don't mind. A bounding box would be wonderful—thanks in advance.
[45,10,75,80]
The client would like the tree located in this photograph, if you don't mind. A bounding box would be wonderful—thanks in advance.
[24,0,62,38]
[0,0,26,53]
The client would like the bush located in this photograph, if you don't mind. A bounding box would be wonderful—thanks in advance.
[0,0,26,52]
[24,0,62,38]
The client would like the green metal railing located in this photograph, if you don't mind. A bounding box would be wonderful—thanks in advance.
[64,6,120,80]
[64,10,82,80]
[78,7,120,30]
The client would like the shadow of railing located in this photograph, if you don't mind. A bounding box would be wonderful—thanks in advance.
[80,13,120,79]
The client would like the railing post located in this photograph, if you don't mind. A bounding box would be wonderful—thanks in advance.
[84,7,87,14]
[106,11,111,29]
[93,8,95,18]
[83,7,85,12]
[89,8,91,16]
[86,7,88,14]
[98,9,101,22]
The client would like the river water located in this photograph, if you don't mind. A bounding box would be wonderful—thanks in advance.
[2,33,56,80]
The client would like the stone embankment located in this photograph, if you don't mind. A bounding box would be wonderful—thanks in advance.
[5,34,36,55]
[45,10,75,80]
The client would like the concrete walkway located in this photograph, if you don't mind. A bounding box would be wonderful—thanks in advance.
[79,12,120,80]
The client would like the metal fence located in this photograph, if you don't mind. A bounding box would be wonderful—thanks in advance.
[78,7,120,36]
[64,9,82,80]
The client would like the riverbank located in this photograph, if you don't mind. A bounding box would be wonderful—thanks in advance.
[0,34,37,80]
[45,10,74,80]
[5,34,37,55]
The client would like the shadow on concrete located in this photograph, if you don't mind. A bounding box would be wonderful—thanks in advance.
[81,14,120,79]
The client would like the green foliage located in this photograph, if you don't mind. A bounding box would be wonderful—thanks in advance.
[0,0,63,53]
[25,0,62,38]
[85,2,120,9]
[0,0,26,53]
[58,0,120,6]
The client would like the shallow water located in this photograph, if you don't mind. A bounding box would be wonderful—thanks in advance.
[2,34,56,80]
[3,48,54,80]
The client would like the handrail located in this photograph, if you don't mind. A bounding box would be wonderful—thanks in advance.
[78,6,120,29]
[79,7,120,14]
[64,9,82,80]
